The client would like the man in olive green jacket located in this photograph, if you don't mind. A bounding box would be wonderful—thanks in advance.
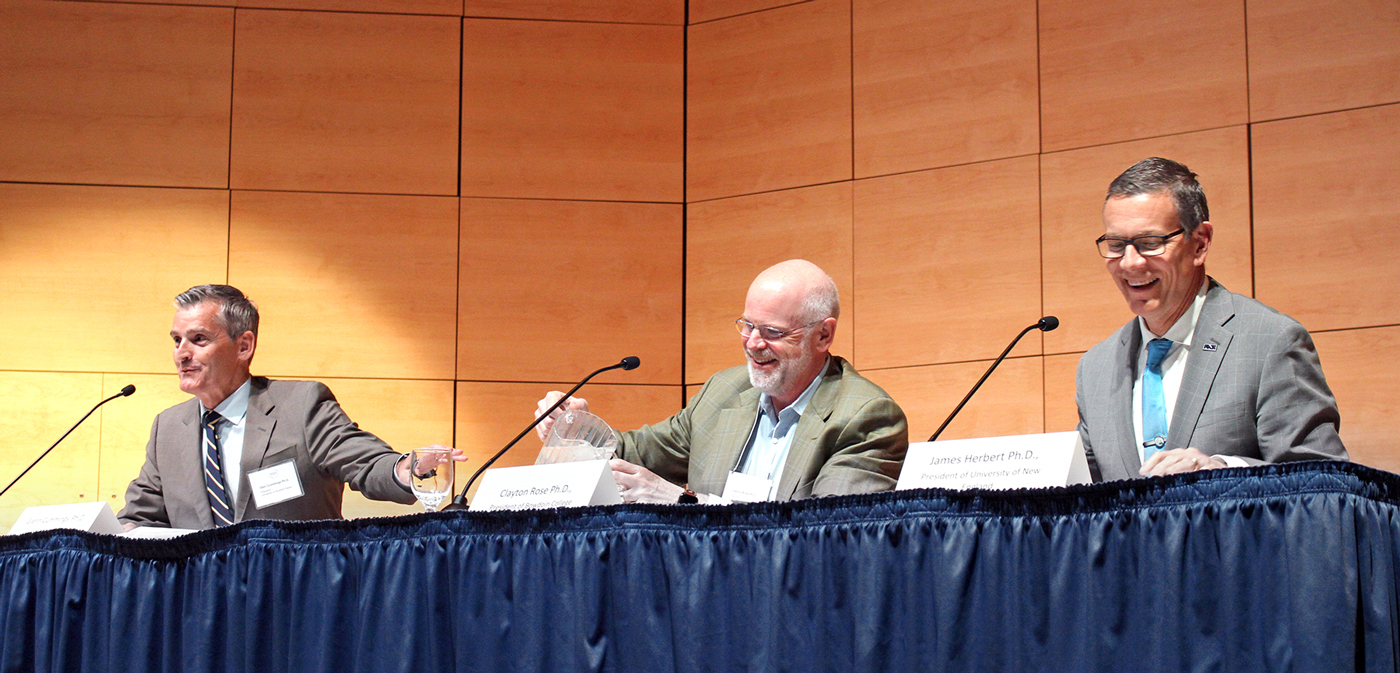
[536,260,908,504]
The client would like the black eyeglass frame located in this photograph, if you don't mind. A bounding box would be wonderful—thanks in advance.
[1094,228,1186,259]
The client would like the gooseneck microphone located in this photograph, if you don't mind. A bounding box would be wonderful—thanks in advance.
[927,317,1059,442]
[440,357,640,511]
[0,384,136,498]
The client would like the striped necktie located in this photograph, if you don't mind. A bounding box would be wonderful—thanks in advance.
[1142,338,1173,462]
[203,409,235,527]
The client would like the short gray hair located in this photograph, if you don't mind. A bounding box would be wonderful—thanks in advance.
[174,284,259,338]
[1106,157,1210,234]
[799,276,840,324]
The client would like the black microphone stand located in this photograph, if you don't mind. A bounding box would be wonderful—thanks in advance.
[440,357,639,511]
[1,385,136,498]
[927,317,1058,442]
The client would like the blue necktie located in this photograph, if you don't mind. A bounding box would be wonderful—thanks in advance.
[203,410,235,527]
[1142,338,1173,461]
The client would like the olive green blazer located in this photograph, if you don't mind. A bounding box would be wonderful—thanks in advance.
[617,356,909,500]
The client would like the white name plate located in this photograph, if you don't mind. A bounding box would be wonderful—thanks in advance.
[123,526,200,539]
[7,501,125,536]
[470,459,622,512]
[896,431,1091,491]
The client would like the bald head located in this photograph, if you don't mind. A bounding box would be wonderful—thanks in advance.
[747,259,840,324]
[741,260,839,407]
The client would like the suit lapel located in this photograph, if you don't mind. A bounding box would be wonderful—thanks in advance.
[775,358,841,500]
[703,387,761,489]
[239,378,277,519]
[1110,321,1143,478]
[1170,282,1233,450]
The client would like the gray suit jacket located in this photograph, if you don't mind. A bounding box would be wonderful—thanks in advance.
[118,377,416,529]
[1076,281,1346,481]
[617,356,909,500]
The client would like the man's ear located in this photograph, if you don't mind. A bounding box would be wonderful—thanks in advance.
[1191,221,1213,265]
[236,330,257,364]
[812,317,837,352]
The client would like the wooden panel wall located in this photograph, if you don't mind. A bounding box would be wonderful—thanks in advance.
[685,0,1400,469]
[0,0,685,531]
[3,0,1398,531]
[687,0,851,201]
[0,1,233,187]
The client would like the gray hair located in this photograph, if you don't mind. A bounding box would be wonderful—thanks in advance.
[799,275,841,324]
[174,284,259,338]
[1106,157,1210,234]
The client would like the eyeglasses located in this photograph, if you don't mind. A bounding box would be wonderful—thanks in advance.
[1095,229,1185,259]
[735,318,823,342]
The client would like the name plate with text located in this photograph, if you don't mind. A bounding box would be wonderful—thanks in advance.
[896,431,1091,491]
[7,501,125,536]
[470,459,622,512]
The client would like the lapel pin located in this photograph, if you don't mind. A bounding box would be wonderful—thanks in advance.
[1202,343,1218,352]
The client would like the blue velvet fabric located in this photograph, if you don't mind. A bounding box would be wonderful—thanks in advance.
[1,460,1397,672]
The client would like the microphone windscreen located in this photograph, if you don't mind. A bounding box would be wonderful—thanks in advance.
[621,356,641,371]
[120,384,137,396]
[1038,316,1060,332]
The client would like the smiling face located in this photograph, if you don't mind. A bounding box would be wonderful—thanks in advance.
[171,301,255,409]
[740,267,835,410]
[1102,192,1212,335]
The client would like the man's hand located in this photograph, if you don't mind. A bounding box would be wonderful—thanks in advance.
[610,458,684,504]
[395,444,467,486]
[534,392,589,441]
[1139,447,1227,477]
[122,522,137,532]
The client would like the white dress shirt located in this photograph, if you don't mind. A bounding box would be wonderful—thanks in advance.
[208,378,252,502]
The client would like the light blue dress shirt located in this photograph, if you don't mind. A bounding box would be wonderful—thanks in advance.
[735,358,828,501]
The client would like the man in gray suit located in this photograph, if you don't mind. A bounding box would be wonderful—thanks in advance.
[535,260,908,504]
[1076,158,1347,481]
[119,284,460,529]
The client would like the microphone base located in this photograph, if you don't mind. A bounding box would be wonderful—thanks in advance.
[438,497,470,512]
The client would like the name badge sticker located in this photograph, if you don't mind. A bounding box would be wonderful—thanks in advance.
[721,471,773,503]
[247,459,305,509]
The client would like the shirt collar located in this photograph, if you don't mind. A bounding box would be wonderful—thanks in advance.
[758,356,829,421]
[1137,276,1210,347]
[212,378,251,425]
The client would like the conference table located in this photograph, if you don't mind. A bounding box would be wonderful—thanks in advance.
[1,460,1396,672]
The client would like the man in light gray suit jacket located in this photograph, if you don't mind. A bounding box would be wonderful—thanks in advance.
[119,285,459,530]
[535,260,908,504]
[1076,158,1346,481]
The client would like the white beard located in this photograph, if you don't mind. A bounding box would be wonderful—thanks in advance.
[747,357,782,394]
[746,346,817,397]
